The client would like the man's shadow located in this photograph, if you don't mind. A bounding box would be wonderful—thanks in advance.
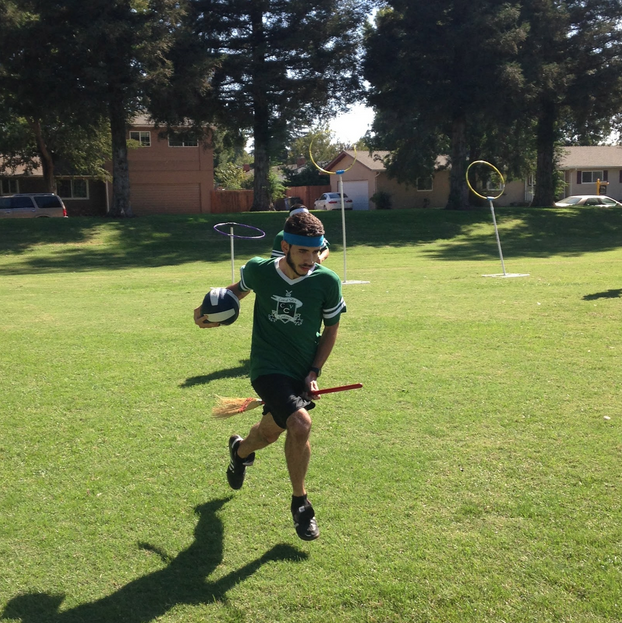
[583,288,622,300]
[2,498,307,623]
[180,360,251,388]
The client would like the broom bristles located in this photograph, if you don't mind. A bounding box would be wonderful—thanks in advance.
[212,396,263,419]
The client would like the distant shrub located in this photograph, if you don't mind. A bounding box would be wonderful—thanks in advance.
[371,191,392,210]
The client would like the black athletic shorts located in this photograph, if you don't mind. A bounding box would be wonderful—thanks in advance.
[251,374,316,429]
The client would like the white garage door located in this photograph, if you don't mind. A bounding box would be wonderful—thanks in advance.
[342,181,369,210]
[131,184,201,215]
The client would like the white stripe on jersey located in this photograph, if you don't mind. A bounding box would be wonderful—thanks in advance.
[239,265,250,291]
[323,297,346,319]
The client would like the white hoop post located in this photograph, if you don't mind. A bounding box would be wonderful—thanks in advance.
[487,197,507,276]
[337,172,348,282]
[229,225,235,283]
[308,141,369,285]
[213,222,266,283]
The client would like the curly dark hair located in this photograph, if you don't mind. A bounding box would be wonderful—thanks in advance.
[284,211,325,237]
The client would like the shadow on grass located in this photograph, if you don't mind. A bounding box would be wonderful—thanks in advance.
[1,207,621,275]
[180,360,251,387]
[423,206,622,262]
[1,497,307,623]
[583,288,622,300]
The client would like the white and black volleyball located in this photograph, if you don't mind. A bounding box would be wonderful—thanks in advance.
[200,288,240,325]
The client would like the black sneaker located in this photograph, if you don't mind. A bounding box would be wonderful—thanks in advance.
[226,434,255,490]
[292,499,320,541]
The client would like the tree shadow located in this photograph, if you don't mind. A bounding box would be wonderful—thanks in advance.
[2,207,622,276]
[1,497,307,623]
[180,360,250,387]
[583,288,622,300]
[0,210,471,275]
[423,207,622,261]
[0,215,282,275]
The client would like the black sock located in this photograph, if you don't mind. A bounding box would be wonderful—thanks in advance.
[291,494,308,512]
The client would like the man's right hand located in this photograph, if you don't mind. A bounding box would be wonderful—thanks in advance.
[194,306,221,328]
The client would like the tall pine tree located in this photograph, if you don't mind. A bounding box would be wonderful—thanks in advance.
[0,0,111,192]
[520,0,622,206]
[365,0,528,209]
[187,0,371,210]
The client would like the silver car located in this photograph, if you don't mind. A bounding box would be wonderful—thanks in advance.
[313,192,354,210]
[0,193,68,218]
[554,195,622,207]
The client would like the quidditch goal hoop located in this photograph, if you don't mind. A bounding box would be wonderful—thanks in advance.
[309,139,369,285]
[465,161,529,279]
[214,222,265,283]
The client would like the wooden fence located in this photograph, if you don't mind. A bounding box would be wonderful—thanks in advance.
[210,185,331,214]
[285,185,331,209]
[210,190,254,214]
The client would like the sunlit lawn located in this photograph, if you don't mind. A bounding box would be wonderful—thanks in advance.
[0,207,621,622]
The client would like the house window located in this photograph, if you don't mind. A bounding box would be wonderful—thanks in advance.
[58,179,89,199]
[1,178,19,194]
[168,137,198,147]
[581,170,603,183]
[486,178,504,194]
[129,131,151,146]
[416,176,433,191]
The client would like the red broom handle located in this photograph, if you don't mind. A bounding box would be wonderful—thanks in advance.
[311,383,363,396]
[257,383,363,406]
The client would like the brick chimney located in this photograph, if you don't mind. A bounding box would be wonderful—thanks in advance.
[296,156,306,168]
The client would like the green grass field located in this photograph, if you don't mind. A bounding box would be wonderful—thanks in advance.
[0,207,621,623]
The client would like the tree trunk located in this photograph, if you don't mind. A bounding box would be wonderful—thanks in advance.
[249,4,272,212]
[28,118,55,193]
[108,97,133,217]
[251,138,271,211]
[532,99,557,207]
[446,113,469,210]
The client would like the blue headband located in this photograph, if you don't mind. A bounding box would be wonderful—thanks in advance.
[283,232,325,248]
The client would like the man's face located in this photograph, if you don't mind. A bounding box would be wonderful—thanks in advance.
[283,242,322,277]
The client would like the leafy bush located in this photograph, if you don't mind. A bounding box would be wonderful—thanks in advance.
[282,163,330,187]
[370,190,392,210]
[214,162,248,189]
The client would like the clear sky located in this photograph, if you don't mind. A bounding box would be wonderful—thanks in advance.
[329,103,375,144]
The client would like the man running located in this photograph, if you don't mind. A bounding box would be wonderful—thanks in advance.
[194,211,345,540]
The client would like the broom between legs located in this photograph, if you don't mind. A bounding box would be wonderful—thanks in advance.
[212,383,363,419]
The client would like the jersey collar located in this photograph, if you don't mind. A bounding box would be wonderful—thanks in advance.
[275,257,317,285]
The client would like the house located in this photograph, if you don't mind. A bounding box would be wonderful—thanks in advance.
[0,116,214,216]
[0,160,108,216]
[126,116,213,215]
[322,146,622,209]
[557,145,622,200]
[323,150,462,209]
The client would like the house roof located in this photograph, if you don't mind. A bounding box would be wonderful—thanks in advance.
[0,158,42,176]
[0,158,95,177]
[558,145,622,169]
[326,146,622,173]
[325,150,449,172]
[325,150,389,172]
[132,114,157,127]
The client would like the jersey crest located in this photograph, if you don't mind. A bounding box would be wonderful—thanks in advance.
[269,291,303,325]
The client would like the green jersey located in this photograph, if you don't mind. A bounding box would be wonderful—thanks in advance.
[239,256,346,381]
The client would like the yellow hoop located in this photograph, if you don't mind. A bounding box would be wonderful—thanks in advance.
[466,160,505,200]
[309,137,357,175]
